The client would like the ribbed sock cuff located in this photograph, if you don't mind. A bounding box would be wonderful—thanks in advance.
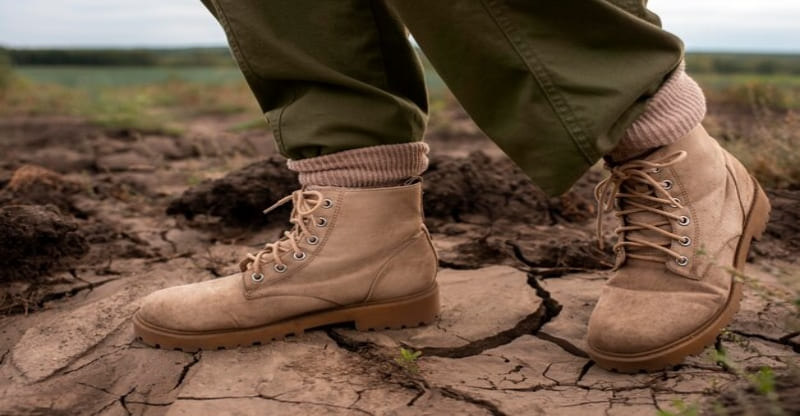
[608,61,707,162]
[286,142,429,187]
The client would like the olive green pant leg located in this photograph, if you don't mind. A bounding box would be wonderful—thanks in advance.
[388,0,684,195]
[201,0,428,160]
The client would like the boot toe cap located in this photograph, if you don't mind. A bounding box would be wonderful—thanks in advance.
[136,276,241,331]
[136,286,191,330]
[587,287,723,355]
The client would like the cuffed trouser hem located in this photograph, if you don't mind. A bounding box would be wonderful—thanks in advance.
[608,62,707,162]
[287,142,429,188]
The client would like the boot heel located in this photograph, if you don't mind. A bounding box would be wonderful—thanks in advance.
[353,285,440,331]
[734,178,771,268]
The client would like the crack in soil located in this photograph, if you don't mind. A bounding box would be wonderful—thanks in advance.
[176,394,376,415]
[730,329,800,353]
[439,386,508,416]
[577,361,595,383]
[535,332,589,358]
[61,347,128,377]
[324,330,512,415]
[172,351,201,390]
[415,305,551,359]
[413,271,564,359]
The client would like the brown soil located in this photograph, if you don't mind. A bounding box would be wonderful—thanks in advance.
[167,157,298,227]
[757,189,800,260]
[0,205,87,281]
[0,111,798,416]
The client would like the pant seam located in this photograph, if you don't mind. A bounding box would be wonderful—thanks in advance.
[272,87,298,155]
[480,0,600,163]
[368,0,392,93]
[368,1,428,144]
[210,0,292,154]
[208,0,262,89]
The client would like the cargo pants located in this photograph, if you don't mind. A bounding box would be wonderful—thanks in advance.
[200,0,684,195]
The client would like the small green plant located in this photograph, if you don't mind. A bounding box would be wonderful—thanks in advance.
[747,367,777,400]
[657,399,700,416]
[709,345,785,416]
[394,347,422,374]
[711,400,728,416]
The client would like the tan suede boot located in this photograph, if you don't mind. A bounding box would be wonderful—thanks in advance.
[133,181,439,351]
[587,125,771,372]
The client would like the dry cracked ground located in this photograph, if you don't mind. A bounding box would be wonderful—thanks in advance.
[1,110,800,416]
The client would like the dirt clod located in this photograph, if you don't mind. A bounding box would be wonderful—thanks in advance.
[0,204,88,282]
[756,189,800,260]
[0,165,85,215]
[167,157,299,226]
[422,152,551,230]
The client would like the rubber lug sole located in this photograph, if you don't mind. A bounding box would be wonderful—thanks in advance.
[133,284,440,352]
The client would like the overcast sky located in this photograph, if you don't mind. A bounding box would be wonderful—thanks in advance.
[1,0,799,52]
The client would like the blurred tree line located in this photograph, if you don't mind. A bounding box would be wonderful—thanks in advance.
[686,53,800,75]
[1,47,235,67]
[2,46,800,76]
[0,48,11,91]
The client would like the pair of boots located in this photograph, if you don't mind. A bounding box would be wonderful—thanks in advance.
[133,126,770,372]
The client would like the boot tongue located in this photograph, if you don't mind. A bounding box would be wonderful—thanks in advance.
[620,183,672,262]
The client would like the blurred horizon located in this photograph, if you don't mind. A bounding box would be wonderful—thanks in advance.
[1,0,799,53]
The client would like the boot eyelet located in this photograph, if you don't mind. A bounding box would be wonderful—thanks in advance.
[322,199,334,209]
[678,216,691,226]
[316,217,328,227]
[274,264,288,273]
[651,167,661,174]
[676,256,690,266]
[670,197,681,208]
[307,235,319,245]
[662,180,673,190]
[679,236,692,246]
[293,251,307,261]
[251,272,264,282]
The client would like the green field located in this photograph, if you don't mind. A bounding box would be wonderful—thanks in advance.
[694,73,800,88]
[14,65,246,87]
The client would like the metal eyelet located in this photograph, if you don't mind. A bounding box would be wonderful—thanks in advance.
[679,236,692,247]
[676,256,690,266]
[293,251,307,261]
[316,217,328,227]
[274,264,288,273]
[307,235,319,245]
[670,197,681,208]
[651,167,661,174]
[322,198,334,209]
[662,180,673,190]
[678,216,691,226]
[251,273,264,282]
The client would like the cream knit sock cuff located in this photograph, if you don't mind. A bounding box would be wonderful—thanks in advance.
[286,142,430,187]
[608,61,706,162]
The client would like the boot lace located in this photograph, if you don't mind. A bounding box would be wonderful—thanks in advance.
[239,190,328,278]
[594,151,690,266]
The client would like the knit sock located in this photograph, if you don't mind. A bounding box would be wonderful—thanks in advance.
[608,61,707,162]
[286,142,429,187]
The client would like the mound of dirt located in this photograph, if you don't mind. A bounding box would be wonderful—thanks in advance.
[166,152,555,231]
[0,205,89,282]
[165,151,605,237]
[0,165,85,215]
[755,189,800,260]
[423,151,551,228]
[167,157,299,227]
